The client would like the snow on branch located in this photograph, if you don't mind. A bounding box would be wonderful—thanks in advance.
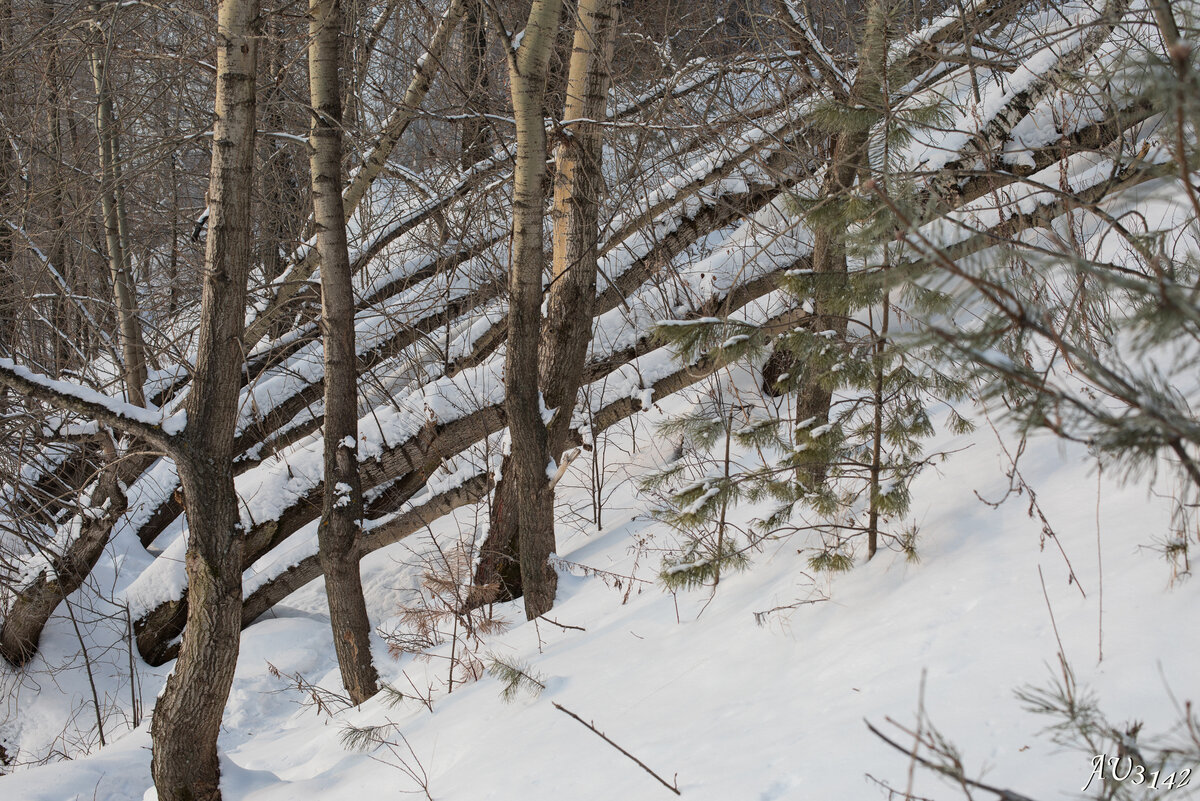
[0,358,184,453]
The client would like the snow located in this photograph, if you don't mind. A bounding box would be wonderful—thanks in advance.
[0,358,187,437]
[5,2,1200,798]
[5,406,1198,801]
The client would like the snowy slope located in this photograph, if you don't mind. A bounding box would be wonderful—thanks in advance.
[2,386,1197,800]
[3,0,1199,796]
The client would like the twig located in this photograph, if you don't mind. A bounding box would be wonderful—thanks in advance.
[553,702,681,795]
[538,615,586,632]
[867,718,1041,801]
[864,772,938,801]
[1038,565,1069,669]
[63,598,105,748]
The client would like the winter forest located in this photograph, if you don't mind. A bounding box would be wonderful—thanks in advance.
[0,0,1198,797]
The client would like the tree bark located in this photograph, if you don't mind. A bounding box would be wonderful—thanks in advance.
[504,0,564,621]
[459,0,492,169]
[244,0,469,349]
[87,9,149,407]
[543,0,617,461]
[788,3,883,485]
[0,454,127,666]
[477,0,618,609]
[308,0,379,706]
[149,0,259,797]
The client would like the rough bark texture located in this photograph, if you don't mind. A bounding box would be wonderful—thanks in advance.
[308,0,379,706]
[476,0,617,608]
[927,0,1132,205]
[149,0,258,797]
[459,0,492,169]
[505,0,564,621]
[789,5,883,486]
[792,127,864,468]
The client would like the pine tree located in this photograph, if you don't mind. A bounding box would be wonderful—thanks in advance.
[644,1,974,578]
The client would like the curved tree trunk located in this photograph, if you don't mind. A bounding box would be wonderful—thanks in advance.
[0,460,127,666]
[308,0,379,706]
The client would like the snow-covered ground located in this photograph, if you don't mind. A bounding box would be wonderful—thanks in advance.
[2,383,1196,800]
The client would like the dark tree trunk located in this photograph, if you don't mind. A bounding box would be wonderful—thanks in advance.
[309,0,379,706]
[460,0,493,169]
[792,5,882,486]
[149,0,259,797]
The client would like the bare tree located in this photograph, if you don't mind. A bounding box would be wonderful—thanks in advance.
[86,3,149,407]
[308,0,380,706]
[543,0,618,498]
[147,0,260,795]
[474,0,619,612]
[496,0,564,620]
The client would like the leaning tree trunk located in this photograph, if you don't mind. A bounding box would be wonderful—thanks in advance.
[0,451,127,666]
[503,0,564,621]
[308,0,379,706]
[87,9,148,407]
[149,0,258,797]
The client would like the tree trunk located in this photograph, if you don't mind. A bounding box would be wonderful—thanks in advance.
[543,0,617,461]
[259,20,305,290]
[504,0,563,621]
[149,0,258,797]
[476,0,617,610]
[0,0,13,410]
[0,453,127,666]
[459,0,492,169]
[87,9,149,407]
[244,0,469,349]
[790,3,883,486]
[308,0,379,706]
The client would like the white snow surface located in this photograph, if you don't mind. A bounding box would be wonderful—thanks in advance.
[3,396,1197,801]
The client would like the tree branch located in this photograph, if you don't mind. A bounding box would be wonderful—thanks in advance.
[0,358,181,454]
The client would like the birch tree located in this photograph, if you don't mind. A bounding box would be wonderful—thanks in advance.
[499,0,564,619]
[475,0,618,612]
